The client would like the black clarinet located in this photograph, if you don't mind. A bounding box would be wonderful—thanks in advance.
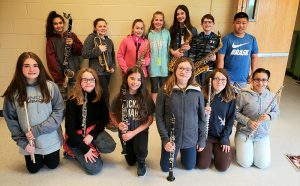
[167,114,175,182]
[121,87,129,155]
[62,12,74,88]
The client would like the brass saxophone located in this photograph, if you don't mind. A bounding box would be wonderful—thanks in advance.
[81,92,88,137]
[194,32,223,76]
[62,12,75,88]
[167,114,175,182]
[136,41,149,67]
[94,35,111,73]
[168,26,193,72]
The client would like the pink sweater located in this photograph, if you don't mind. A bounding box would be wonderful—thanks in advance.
[117,35,150,77]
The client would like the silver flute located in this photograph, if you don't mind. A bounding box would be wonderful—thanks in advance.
[245,85,283,141]
[205,78,212,139]
[81,92,88,137]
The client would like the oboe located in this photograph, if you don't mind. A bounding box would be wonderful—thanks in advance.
[245,85,283,141]
[205,78,212,139]
[24,101,36,164]
[81,92,88,137]
[167,114,175,182]
[121,87,129,155]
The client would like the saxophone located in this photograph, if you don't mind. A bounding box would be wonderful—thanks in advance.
[168,26,193,72]
[62,12,75,88]
[136,41,149,67]
[121,87,129,155]
[94,35,112,73]
[167,114,176,182]
[194,32,223,76]
[81,92,88,137]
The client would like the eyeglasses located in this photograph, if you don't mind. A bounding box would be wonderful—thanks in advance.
[81,78,96,83]
[177,67,192,73]
[212,77,227,83]
[253,78,268,83]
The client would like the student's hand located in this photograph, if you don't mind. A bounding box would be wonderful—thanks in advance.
[118,122,128,133]
[249,120,260,130]
[205,106,211,116]
[196,145,204,152]
[221,145,230,153]
[25,130,35,141]
[83,134,93,145]
[139,59,145,65]
[110,68,115,73]
[25,144,35,154]
[99,44,107,52]
[209,54,216,61]
[122,131,135,141]
[172,49,184,58]
[66,38,73,45]
[84,148,98,163]
[258,114,270,122]
[181,44,191,51]
[164,142,176,152]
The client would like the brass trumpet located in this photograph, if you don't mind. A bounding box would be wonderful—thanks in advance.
[94,35,111,73]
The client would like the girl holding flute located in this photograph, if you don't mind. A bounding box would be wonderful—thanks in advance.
[2,52,64,173]
[235,68,280,169]
[196,68,236,172]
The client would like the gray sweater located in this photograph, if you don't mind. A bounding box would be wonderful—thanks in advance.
[235,87,280,138]
[82,33,115,76]
[3,81,64,155]
[156,85,206,149]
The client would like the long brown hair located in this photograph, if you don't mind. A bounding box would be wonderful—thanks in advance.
[2,52,52,107]
[202,68,235,102]
[115,66,149,122]
[164,57,198,96]
[71,68,102,105]
[148,11,166,33]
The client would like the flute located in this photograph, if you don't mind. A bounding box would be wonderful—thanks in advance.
[167,114,175,182]
[24,101,36,164]
[245,85,283,141]
[205,78,212,139]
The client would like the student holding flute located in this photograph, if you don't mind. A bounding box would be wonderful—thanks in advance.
[2,52,64,173]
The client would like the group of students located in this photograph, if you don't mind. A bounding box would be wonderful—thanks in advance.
[2,4,279,177]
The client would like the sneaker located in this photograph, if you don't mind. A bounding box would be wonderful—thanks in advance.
[137,162,146,176]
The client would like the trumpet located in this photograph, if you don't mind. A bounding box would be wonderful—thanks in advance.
[94,35,111,73]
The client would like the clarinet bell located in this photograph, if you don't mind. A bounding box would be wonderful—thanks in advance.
[167,172,175,182]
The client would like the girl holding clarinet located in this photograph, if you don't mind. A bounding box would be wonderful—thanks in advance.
[235,68,280,169]
[196,68,236,172]
[2,52,64,173]
[156,57,206,172]
[109,66,154,176]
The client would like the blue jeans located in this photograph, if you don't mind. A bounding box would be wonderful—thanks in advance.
[160,145,196,172]
[69,147,103,175]
[235,132,270,169]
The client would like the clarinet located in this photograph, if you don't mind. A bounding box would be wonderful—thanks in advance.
[136,41,148,67]
[245,85,283,141]
[205,78,212,139]
[121,87,129,155]
[62,12,75,88]
[81,92,88,137]
[167,114,175,182]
